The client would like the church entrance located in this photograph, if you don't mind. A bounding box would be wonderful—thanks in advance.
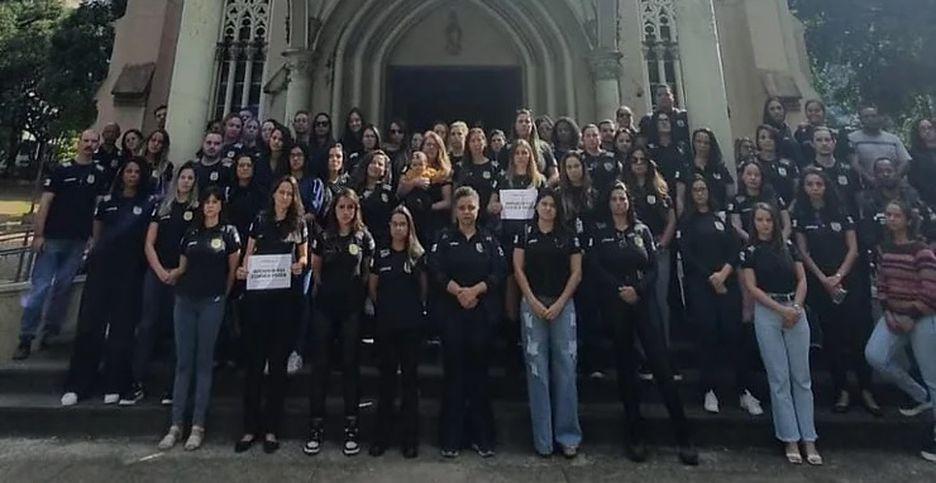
[386,66,523,134]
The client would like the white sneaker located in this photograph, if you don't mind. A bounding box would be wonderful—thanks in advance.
[899,400,933,417]
[61,392,78,406]
[703,390,720,414]
[264,361,269,375]
[103,393,119,405]
[287,351,303,375]
[739,390,764,416]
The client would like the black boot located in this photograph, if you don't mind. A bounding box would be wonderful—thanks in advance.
[12,341,31,361]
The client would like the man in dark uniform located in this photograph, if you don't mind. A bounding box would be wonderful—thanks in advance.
[13,129,108,360]
[95,122,122,186]
[581,124,620,218]
[194,131,234,193]
[809,127,861,217]
[639,85,691,148]
[598,119,617,153]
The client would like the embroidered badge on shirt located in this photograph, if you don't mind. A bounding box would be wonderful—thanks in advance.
[348,244,360,256]
[211,238,223,250]
[183,211,193,221]
[778,167,788,177]
[482,171,491,179]
[87,174,95,184]
[476,242,484,253]
[133,206,143,215]
[838,175,848,186]
[714,220,725,231]
[210,171,219,181]
[831,222,842,232]
[647,194,657,205]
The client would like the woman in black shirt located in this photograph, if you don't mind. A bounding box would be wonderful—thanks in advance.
[305,188,375,457]
[226,154,267,244]
[589,182,697,465]
[347,124,381,175]
[740,202,820,465]
[255,122,292,193]
[754,124,798,206]
[513,188,583,458]
[728,160,791,243]
[678,175,762,416]
[762,96,806,168]
[367,206,427,459]
[157,186,241,451]
[792,168,878,415]
[428,186,506,458]
[234,176,308,454]
[127,162,199,405]
[397,131,453,245]
[325,143,351,204]
[339,107,366,157]
[453,128,501,225]
[64,159,154,406]
[352,150,396,246]
[675,128,734,216]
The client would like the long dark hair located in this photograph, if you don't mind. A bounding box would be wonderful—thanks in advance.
[684,174,716,217]
[609,181,637,226]
[755,124,782,156]
[111,157,150,197]
[750,202,785,251]
[738,159,777,201]
[531,187,566,234]
[909,117,934,154]
[551,116,581,149]
[557,150,594,226]
[287,142,309,179]
[882,199,923,245]
[690,128,725,167]
[325,187,366,234]
[351,150,391,191]
[120,129,144,156]
[761,96,787,130]
[793,167,844,221]
[268,121,295,177]
[339,107,366,153]
[312,112,336,147]
[196,185,227,228]
[623,146,669,201]
[267,176,305,237]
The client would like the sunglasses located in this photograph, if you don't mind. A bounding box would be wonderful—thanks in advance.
[389,129,403,134]
[314,121,329,127]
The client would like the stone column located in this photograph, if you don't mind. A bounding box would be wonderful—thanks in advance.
[283,49,313,125]
[590,50,623,122]
[618,0,652,117]
[165,0,225,161]
[674,0,735,165]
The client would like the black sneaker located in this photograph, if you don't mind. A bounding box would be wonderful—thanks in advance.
[678,443,700,466]
[12,342,31,361]
[439,448,459,458]
[922,439,936,463]
[471,443,495,458]
[160,391,173,406]
[637,364,654,382]
[303,419,324,455]
[118,383,145,406]
[343,417,361,456]
[625,441,648,462]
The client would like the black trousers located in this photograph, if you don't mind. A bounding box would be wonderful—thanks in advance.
[806,270,873,395]
[373,327,421,446]
[64,255,142,397]
[606,297,690,445]
[308,298,362,422]
[242,288,298,436]
[439,305,495,451]
[685,275,751,396]
[576,273,608,374]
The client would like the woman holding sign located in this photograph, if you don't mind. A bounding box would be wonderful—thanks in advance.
[429,186,506,458]
[588,182,697,465]
[235,176,308,454]
[487,139,546,369]
[305,188,375,457]
[157,186,241,451]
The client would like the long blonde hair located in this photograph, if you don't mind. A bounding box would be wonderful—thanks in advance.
[157,162,199,217]
[420,131,452,181]
[508,139,544,188]
[390,205,424,265]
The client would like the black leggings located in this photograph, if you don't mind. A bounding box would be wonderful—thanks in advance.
[308,300,362,422]
[242,288,298,436]
[606,298,690,445]
[374,328,421,446]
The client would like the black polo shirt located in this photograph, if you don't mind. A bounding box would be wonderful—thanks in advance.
[194,158,235,192]
[428,226,506,296]
[581,150,620,200]
[515,223,581,298]
[453,158,502,219]
[312,228,375,299]
[792,207,854,272]
[93,147,122,187]
[372,248,426,329]
[810,158,861,216]
[675,162,735,210]
[587,221,656,299]
[739,239,802,294]
[647,141,688,185]
[249,210,308,257]
[42,160,108,240]
[225,182,267,243]
[92,193,153,263]
[628,183,673,239]
[360,183,397,246]
[151,200,198,269]
[176,223,241,298]
[727,191,788,237]
[677,210,739,277]
[760,156,798,206]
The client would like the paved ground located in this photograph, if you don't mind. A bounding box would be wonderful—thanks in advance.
[0,437,933,482]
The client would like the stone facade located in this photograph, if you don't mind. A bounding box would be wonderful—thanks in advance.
[95,0,818,167]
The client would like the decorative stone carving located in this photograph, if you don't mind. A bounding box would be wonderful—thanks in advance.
[589,49,623,81]
[445,9,463,56]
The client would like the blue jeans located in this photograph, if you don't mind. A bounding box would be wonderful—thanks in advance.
[172,294,226,426]
[19,239,86,343]
[866,315,936,438]
[520,298,582,455]
[753,301,817,443]
[132,269,176,385]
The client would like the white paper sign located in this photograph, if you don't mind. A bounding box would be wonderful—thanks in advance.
[500,189,537,220]
[246,254,292,291]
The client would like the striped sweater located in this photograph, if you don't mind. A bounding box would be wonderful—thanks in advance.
[876,241,936,315]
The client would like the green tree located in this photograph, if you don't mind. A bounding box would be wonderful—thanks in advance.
[790,0,936,132]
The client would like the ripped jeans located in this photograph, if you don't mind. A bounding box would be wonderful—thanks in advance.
[520,298,582,455]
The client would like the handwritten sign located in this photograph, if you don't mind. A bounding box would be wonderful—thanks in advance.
[246,254,292,291]
[500,189,537,220]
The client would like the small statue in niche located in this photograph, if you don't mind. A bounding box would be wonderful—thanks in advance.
[445,9,462,55]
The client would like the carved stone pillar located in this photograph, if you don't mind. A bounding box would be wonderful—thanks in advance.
[590,49,623,121]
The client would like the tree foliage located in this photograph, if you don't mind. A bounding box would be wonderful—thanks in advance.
[789,0,936,131]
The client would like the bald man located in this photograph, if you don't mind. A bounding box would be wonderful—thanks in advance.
[13,130,109,361]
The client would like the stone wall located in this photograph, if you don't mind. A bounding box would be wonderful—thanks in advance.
[0,281,83,360]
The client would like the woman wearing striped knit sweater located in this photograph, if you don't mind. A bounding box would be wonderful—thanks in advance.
[864,199,936,462]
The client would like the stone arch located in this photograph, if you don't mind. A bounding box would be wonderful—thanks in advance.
[311,0,595,126]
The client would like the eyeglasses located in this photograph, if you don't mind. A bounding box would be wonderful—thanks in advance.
[389,129,403,134]
[314,121,329,127]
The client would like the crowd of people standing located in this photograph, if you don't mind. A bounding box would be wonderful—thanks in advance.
[11,85,936,465]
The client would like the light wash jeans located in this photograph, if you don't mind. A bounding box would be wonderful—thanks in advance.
[171,294,226,427]
[753,301,817,443]
[865,315,936,438]
[19,239,86,343]
[520,298,582,455]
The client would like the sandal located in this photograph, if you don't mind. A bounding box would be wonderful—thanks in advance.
[158,425,182,451]
[184,426,205,451]
[784,444,803,464]
[803,443,823,466]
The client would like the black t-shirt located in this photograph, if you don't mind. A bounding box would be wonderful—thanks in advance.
[759,156,798,206]
[558,186,598,242]
[727,190,788,236]
[515,223,581,298]
[360,183,397,246]
[93,147,122,187]
[588,221,656,299]
[176,223,241,298]
[147,161,175,198]
[648,141,688,186]
[92,193,153,264]
[428,227,506,314]
[794,125,853,168]
[453,158,502,221]
[497,139,556,177]
[151,200,198,269]
[194,159,235,193]
[677,210,739,278]
[675,161,735,210]
[627,182,673,239]
[810,159,861,217]
[372,248,426,328]
[226,182,267,243]
[740,239,802,294]
[792,207,854,272]
[582,150,620,200]
[42,160,109,240]
[249,210,308,257]
[909,149,936,209]
[312,228,375,300]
